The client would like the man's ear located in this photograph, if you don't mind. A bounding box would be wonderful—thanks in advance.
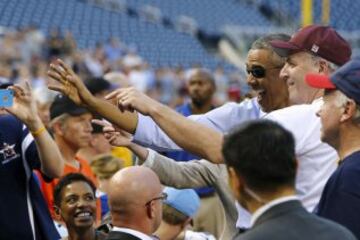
[228,167,242,201]
[180,218,192,229]
[52,122,65,136]
[340,99,357,123]
[318,59,331,75]
[146,202,155,219]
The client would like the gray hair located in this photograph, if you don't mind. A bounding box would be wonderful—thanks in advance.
[49,113,71,130]
[251,33,291,67]
[334,91,360,123]
[310,55,339,73]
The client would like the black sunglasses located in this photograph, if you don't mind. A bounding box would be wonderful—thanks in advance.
[246,66,282,78]
[145,192,168,206]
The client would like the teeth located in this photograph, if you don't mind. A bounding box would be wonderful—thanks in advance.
[77,212,91,217]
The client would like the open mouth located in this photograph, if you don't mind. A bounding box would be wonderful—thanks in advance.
[74,211,93,221]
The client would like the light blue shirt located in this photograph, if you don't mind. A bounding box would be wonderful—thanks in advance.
[133,98,265,151]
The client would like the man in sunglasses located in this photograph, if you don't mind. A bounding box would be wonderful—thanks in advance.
[106,166,164,240]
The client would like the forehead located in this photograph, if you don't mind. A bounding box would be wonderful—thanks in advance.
[62,181,94,198]
[246,49,272,66]
[188,72,212,83]
[287,51,312,63]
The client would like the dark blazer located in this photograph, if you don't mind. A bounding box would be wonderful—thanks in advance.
[235,200,356,240]
[105,231,142,240]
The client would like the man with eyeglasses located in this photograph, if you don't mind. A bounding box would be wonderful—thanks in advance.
[106,166,165,240]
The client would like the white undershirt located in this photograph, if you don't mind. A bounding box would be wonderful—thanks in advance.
[250,196,299,227]
[111,227,154,240]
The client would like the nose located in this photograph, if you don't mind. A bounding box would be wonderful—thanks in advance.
[246,75,257,87]
[316,108,321,117]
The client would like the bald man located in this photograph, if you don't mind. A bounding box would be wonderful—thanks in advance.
[106,166,165,240]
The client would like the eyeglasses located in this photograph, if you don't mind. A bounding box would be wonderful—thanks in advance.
[246,66,282,78]
[145,192,168,206]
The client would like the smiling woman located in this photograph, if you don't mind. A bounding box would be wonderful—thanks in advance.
[53,173,107,240]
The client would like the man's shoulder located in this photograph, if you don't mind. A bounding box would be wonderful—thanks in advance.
[239,205,355,240]
[0,114,22,131]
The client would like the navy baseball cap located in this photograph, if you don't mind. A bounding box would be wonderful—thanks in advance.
[306,58,360,105]
[50,94,89,120]
[163,187,200,218]
[270,25,351,66]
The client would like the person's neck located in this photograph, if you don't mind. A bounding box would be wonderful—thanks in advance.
[55,136,80,168]
[337,126,360,160]
[190,101,213,114]
[155,222,183,240]
[247,187,296,214]
[77,147,98,164]
[67,227,96,240]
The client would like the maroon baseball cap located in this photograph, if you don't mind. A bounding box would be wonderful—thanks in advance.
[270,25,351,66]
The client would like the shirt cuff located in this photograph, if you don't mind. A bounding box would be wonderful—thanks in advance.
[139,148,156,167]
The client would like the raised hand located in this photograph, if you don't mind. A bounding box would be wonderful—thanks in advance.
[105,87,160,116]
[5,82,42,130]
[91,119,133,147]
[47,59,94,107]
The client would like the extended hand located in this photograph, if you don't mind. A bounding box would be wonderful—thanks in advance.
[92,119,133,147]
[48,59,94,107]
[105,87,160,116]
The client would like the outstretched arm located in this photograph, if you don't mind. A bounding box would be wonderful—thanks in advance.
[47,59,138,134]
[5,83,64,177]
[106,87,224,163]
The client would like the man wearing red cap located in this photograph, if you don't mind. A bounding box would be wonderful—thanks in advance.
[261,25,352,212]
[305,58,360,239]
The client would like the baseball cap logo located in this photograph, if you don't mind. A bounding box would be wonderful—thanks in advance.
[311,44,319,53]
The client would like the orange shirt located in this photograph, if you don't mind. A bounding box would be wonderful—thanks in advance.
[37,156,101,224]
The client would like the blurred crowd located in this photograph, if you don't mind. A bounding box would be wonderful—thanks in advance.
[0,26,246,112]
[2,23,360,240]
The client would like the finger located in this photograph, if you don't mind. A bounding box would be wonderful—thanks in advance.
[48,84,66,94]
[91,119,111,128]
[8,85,24,98]
[49,63,67,79]
[57,59,75,75]
[118,98,135,112]
[48,70,67,84]
[108,136,120,146]
[103,126,116,133]
[105,89,122,100]
[24,80,31,92]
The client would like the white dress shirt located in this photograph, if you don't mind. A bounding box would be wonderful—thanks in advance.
[111,227,154,240]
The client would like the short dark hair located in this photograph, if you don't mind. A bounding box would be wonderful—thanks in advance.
[53,173,96,206]
[222,120,296,193]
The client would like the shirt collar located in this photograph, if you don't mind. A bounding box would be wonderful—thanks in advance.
[250,195,298,227]
[112,226,154,240]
